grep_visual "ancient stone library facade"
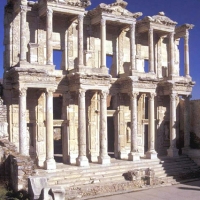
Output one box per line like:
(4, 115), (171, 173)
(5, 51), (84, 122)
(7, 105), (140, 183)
(1, 0), (197, 171)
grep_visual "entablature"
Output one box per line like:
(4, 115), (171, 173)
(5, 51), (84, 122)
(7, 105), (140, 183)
(175, 24), (194, 39)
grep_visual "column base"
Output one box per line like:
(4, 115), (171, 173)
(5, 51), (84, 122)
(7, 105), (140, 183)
(89, 154), (98, 163)
(76, 156), (89, 167)
(98, 155), (110, 165)
(44, 158), (56, 170)
(167, 148), (179, 157)
(146, 150), (158, 160)
(128, 152), (140, 161)
(182, 147), (190, 155)
(119, 151), (128, 160)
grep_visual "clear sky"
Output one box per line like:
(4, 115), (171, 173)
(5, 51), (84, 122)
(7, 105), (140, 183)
(0, 0), (199, 99)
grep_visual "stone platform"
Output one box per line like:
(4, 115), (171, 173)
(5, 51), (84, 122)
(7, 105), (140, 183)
(30, 155), (200, 199)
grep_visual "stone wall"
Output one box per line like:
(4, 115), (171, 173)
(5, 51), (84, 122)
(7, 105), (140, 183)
(0, 84), (8, 138)
(0, 139), (35, 192)
(190, 100), (200, 138)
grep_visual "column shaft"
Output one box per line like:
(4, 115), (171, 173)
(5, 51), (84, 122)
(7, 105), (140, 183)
(148, 28), (154, 73)
(146, 93), (157, 159)
(167, 94), (179, 157)
(76, 89), (89, 166)
(184, 31), (190, 77)
(128, 92), (140, 161)
(98, 91), (110, 164)
(20, 6), (27, 62)
(46, 8), (53, 65)
(78, 15), (84, 67)
(101, 18), (106, 68)
(45, 89), (56, 169)
(19, 88), (28, 156)
(183, 96), (190, 149)
(130, 23), (136, 73)
(169, 32), (175, 76)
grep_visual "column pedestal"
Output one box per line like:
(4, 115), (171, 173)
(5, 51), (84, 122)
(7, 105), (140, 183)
(44, 159), (56, 170)
(167, 148), (179, 157)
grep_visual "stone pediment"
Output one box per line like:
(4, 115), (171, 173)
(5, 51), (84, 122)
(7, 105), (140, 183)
(139, 12), (177, 26)
(88, 0), (142, 19)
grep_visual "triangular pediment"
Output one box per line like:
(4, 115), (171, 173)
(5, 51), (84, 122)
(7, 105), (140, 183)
(89, 0), (142, 19)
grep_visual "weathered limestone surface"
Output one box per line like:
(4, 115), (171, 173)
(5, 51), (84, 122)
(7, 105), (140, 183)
(1, 0), (197, 195)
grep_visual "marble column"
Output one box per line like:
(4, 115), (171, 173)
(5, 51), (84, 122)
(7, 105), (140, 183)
(148, 27), (154, 73)
(167, 93), (179, 157)
(20, 6), (27, 62)
(46, 8), (53, 65)
(19, 87), (28, 156)
(169, 32), (175, 76)
(130, 23), (136, 74)
(184, 30), (190, 77)
(182, 95), (191, 153)
(78, 14), (84, 67)
(128, 92), (140, 161)
(146, 93), (157, 159)
(44, 88), (56, 170)
(62, 92), (69, 164)
(76, 89), (89, 167)
(100, 18), (106, 68)
(98, 90), (110, 164)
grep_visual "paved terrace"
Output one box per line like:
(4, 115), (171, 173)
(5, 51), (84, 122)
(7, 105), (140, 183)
(93, 179), (200, 200)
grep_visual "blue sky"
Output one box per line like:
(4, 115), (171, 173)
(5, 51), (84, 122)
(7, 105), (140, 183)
(0, 0), (199, 99)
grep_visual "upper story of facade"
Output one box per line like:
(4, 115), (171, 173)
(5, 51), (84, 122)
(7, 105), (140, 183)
(3, 0), (194, 83)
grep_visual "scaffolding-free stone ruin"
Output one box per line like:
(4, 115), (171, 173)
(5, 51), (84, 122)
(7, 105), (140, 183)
(1, 0), (198, 195)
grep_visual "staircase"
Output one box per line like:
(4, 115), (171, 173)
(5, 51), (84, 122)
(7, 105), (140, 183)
(34, 155), (200, 199)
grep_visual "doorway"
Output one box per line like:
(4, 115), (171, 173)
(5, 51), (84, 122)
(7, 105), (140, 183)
(53, 127), (63, 163)
(107, 116), (115, 157)
(144, 124), (148, 153)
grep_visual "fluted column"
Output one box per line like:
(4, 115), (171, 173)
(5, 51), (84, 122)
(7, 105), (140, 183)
(76, 89), (89, 166)
(78, 14), (84, 67)
(46, 8), (53, 65)
(183, 95), (191, 152)
(146, 93), (157, 159)
(128, 92), (140, 161)
(98, 90), (110, 164)
(20, 6), (27, 62)
(101, 18), (106, 68)
(130, 23), (136, 74)
(44, 88), (56, 170)
(167, 93), (179, 157)
(19, 87), (28, 156)
(169, 32), (175, 76)
(148, 27), (154, 73)
(184, 30), (190, 77)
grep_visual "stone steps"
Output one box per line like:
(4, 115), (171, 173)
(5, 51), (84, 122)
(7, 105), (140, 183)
(33, 155), (200, 199)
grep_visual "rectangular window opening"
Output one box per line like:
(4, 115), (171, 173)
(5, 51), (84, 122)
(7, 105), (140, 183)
(144, 59), (149, 73)
(53, 50), (63, 70)
(106, 55), (113, 74)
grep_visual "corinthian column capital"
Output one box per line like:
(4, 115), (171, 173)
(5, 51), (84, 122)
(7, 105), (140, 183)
(100, 90), (108, 99)
(128, 92), (138, 99)
(19, 87), (27, 97)
(47, 7), (53, 15)
(148, 93), (156, 100)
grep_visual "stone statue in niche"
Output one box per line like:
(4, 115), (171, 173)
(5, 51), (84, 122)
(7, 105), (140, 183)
(126, 122), (131, 143)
